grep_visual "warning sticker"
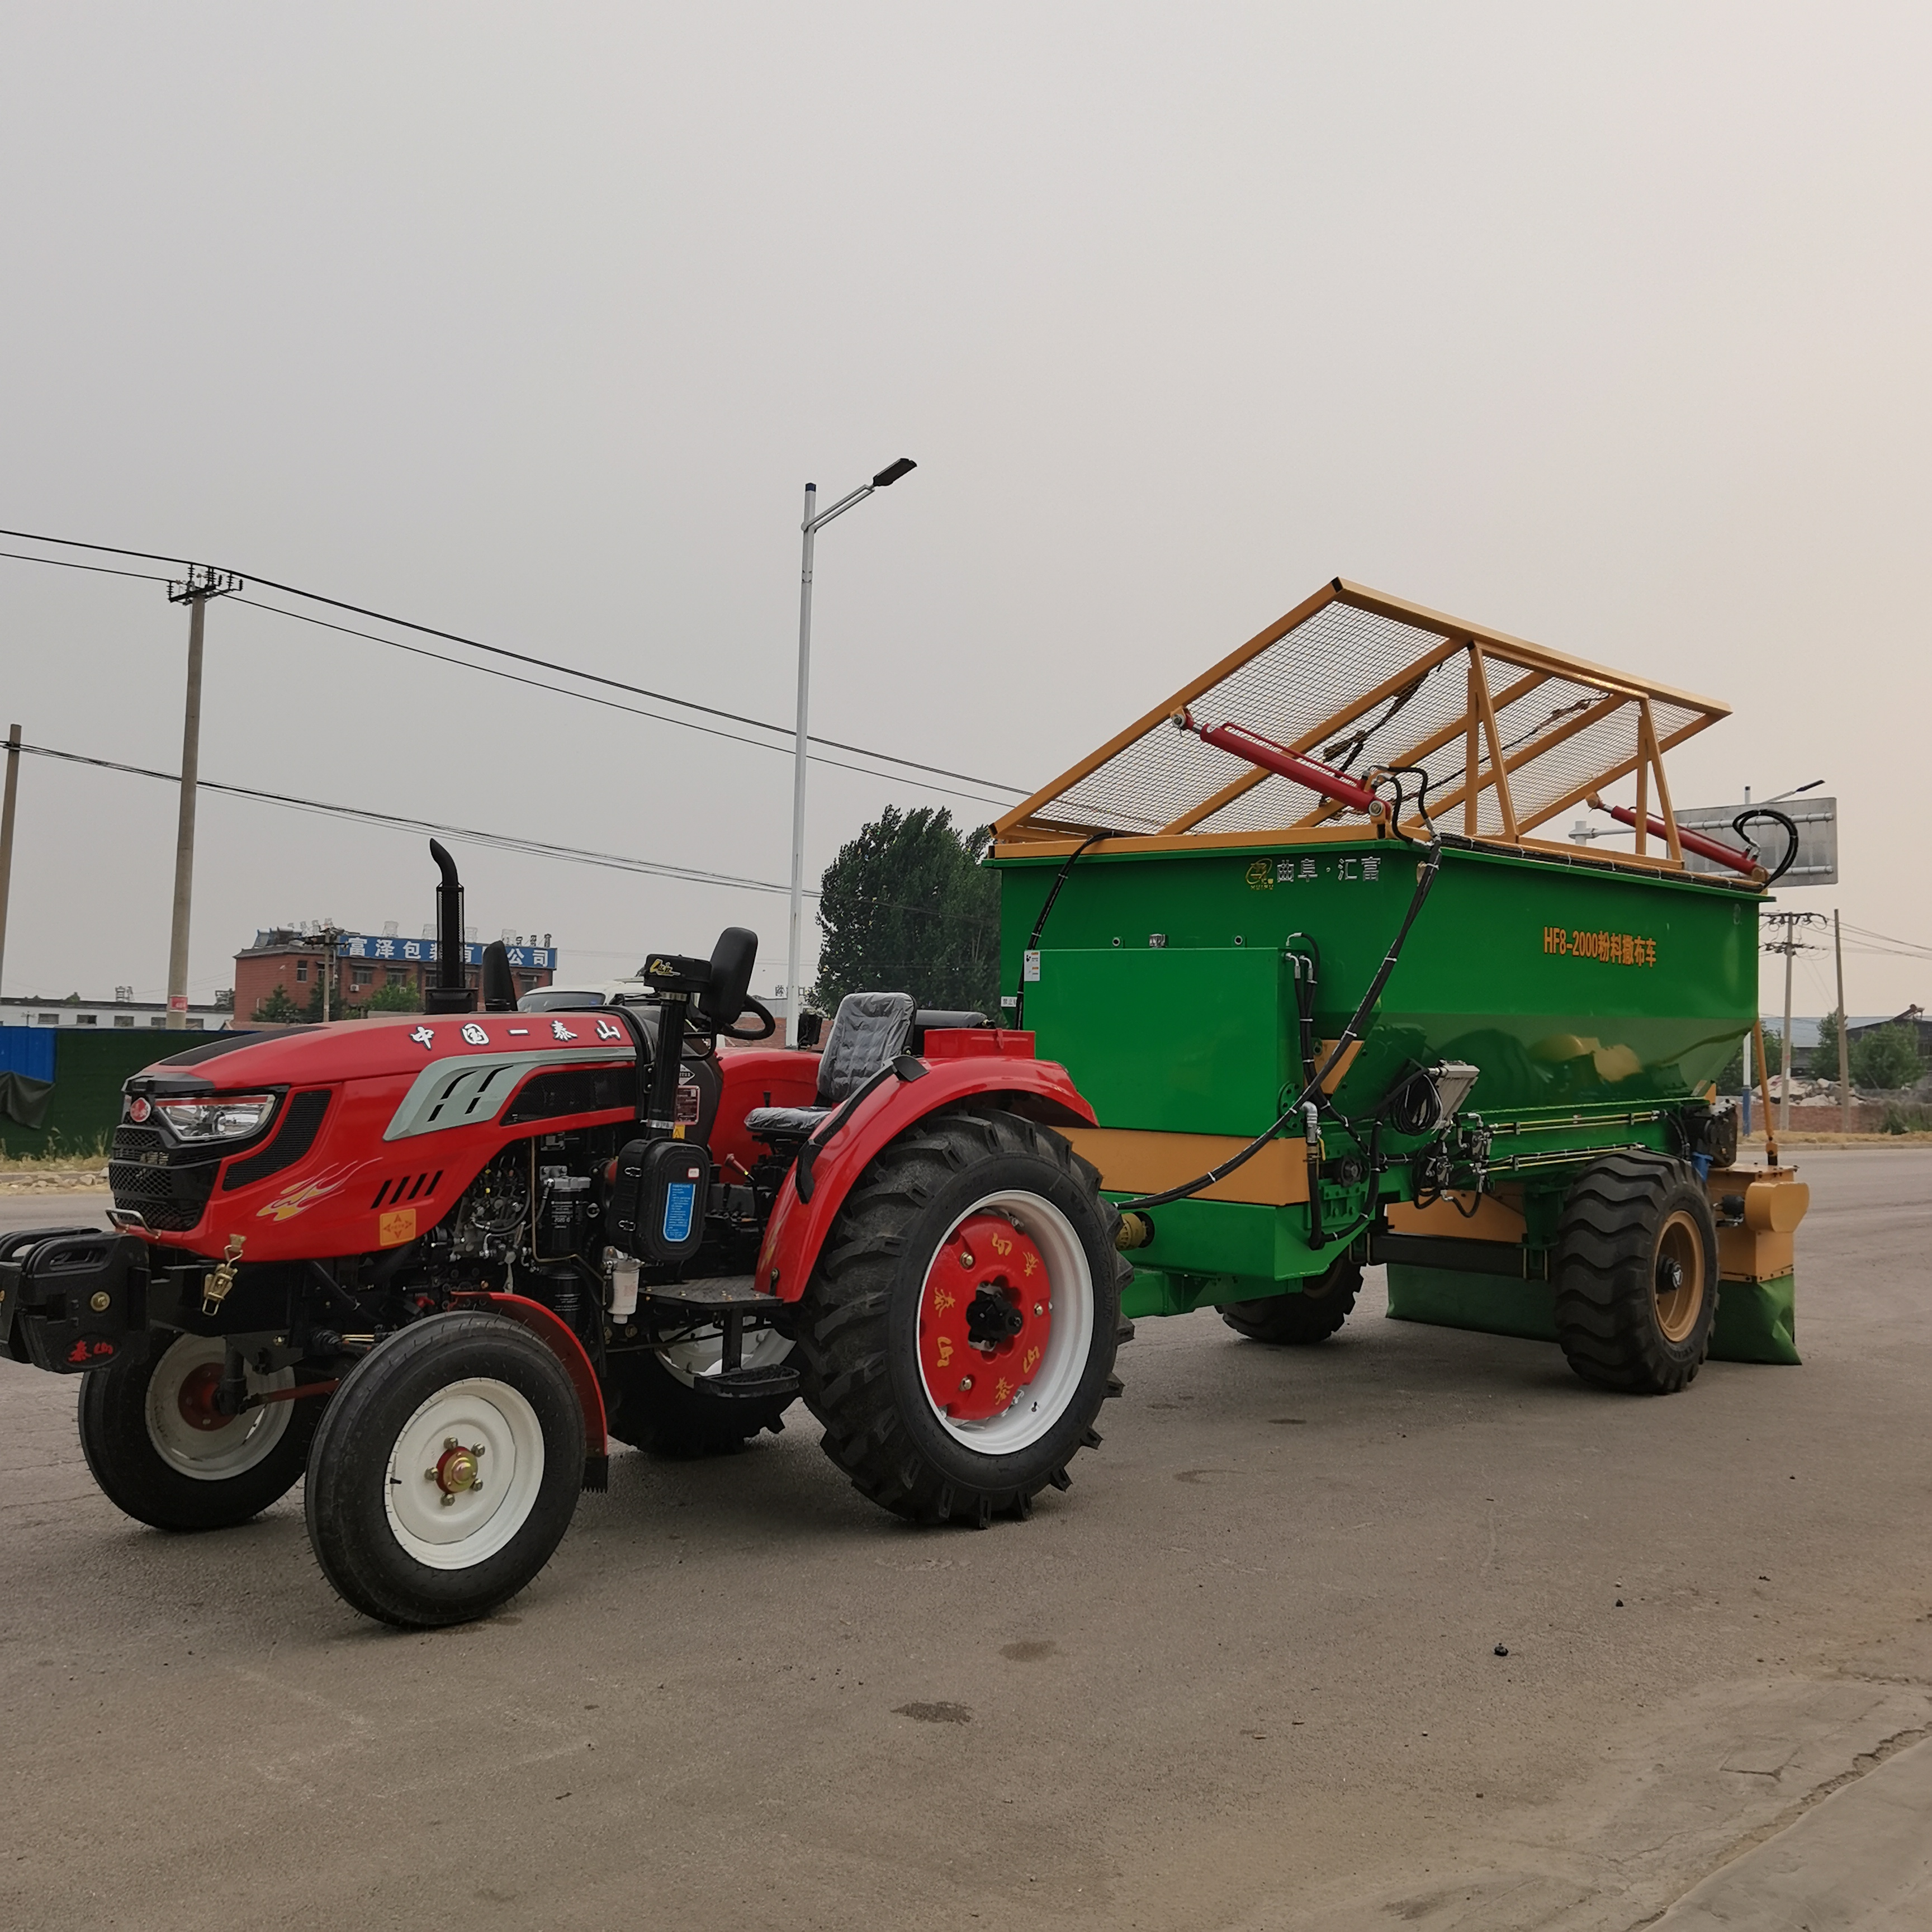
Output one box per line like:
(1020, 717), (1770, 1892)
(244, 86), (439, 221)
(378, 1207), (418, 1247)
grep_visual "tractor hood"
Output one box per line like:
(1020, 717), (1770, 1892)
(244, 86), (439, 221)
(129, 1012), (642, 1093)
(114, 1011), (647, 1262)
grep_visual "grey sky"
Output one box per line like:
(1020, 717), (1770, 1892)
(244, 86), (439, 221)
(2, 3), (1925, 1019)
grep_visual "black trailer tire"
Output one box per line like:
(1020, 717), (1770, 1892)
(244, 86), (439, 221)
(1218, 1256), (1362, 1345)
(795, 1107), (1132, 1527)
(604, 1342), (794, 1457)
(78, 1330), (320, 1532)
(1554, 1154), (1720, 1395)
(304, 1313), (585, 1628)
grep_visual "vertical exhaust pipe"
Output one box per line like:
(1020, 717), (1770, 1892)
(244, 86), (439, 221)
(424, 839), (477, 1015)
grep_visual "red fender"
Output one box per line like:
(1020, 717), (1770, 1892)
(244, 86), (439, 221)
(452, 1290), (608, 1464)
(753, 1034), (1095, 1304)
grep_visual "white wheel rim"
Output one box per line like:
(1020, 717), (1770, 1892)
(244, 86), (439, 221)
(144, 1333), (295, 1481)
(383, 1377), (546, 1571)
(655, 1324), (794, 1389)
(916, 1189), (1095, 1455)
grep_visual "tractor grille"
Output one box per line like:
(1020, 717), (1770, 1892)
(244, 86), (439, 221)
(108, 1125), (220, 1233)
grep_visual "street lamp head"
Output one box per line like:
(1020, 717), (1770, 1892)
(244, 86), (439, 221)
(871, 457), (917, 487)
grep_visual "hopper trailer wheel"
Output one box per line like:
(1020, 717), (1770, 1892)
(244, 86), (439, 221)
(604, 1332), (795, 1458)
(78, 1330), (319, 1532)
(1553, 1154), (1720, 1395)
(1218, 1256), (1362, 1346)
(304, 1313), (585, 1628)
(795, 1108), (1132, 1527)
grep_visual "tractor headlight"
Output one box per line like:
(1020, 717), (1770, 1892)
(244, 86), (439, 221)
(151, 1093), (278, 1143)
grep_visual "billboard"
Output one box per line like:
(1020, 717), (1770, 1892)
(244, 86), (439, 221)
(335, 935), (558, 970)
(1674, 799), (1837, 888)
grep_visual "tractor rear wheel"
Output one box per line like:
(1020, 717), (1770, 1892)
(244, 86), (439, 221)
(78, 1330), (319, 1532)
(795, 1108), (1131, 1527)
(305, 1313), (585, 1627)
(1554, 1154), (1719, 1394)
(604, 1333), (794, 1458)
(1219, 1255), (1362, 1345)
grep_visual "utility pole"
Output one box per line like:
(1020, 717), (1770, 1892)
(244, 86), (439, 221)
(1834, 907), (1852, 1133)
(0, 723), (21, 997)
(163, 566), (242, 1029)
(1761, 911), (1825, 1135)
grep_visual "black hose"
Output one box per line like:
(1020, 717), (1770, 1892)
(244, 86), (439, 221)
(1011, 830), (1106, 1030)
(1733, 807), (1801, 884)
(1115, 836), (1446, 1211)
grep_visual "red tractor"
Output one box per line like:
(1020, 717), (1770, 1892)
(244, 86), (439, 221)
(0, 844), (1130, 1626)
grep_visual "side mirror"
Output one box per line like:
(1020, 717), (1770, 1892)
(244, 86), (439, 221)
(480, 941), (518, 1012)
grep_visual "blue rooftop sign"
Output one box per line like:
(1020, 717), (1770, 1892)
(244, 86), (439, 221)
(337, 936), (558, 970)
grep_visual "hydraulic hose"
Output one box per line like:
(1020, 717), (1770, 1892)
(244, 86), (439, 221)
(1010, 830), (1106, 1031)
(1114, 835), (1445, 1211)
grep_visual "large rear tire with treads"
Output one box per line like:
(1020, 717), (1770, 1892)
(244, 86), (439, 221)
(795, 1108), (1131, 1527)
(1554, 1154), (1718, 1395)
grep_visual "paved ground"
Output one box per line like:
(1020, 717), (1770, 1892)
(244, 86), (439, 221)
(2, 1149), (1929, 1930)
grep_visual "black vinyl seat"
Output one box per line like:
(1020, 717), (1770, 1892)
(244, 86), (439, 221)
(744, 991), (917, 1140)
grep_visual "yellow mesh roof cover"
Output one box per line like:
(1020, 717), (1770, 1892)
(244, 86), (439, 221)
(992, 580), (1727, 854)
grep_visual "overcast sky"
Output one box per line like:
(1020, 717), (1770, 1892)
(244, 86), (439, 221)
(2, 3), (1926, 1021)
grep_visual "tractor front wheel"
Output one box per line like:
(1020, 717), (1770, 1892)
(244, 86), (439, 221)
(1219, 1255), (1362, 1345)
(1554, 1154), (1719, 1394)
(78, 1330), (319, 1532)
(304, 1313), (585, 1627)
(795, 1108), (1131, 1527)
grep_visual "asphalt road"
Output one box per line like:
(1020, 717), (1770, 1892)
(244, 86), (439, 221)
(3, 1149), (1929, 1931)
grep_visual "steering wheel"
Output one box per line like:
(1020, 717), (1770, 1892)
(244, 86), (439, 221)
(717, 995), (778, 1043)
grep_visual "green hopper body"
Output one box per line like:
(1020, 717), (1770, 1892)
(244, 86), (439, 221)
(992, 836), (1760, 1322)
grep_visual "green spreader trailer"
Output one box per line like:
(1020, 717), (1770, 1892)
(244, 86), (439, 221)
(991, 579), (1808, 1391)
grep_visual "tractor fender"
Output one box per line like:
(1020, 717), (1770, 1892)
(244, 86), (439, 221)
(451, 1290), (608, 1461)
(754, 1055), (1095, 1303)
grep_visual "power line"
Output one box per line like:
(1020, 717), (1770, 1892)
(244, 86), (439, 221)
(228, 594), (1016, 810)
(0, 547), (176, 585)
(17, 740), (815, 898)
(0, 528), (1028, 797)
(1839, 920), (1932, 960)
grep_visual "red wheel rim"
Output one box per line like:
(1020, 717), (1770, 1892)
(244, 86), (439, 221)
(918, 1211), (1054, 1423)
(176, 1362), (231, 1433)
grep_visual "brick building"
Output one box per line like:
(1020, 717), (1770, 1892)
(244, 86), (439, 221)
(234, 927), (557, 1021)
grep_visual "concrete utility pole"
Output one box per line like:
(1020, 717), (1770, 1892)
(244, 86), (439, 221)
(0, 723), (21, 997)
(163, 567), (241, 1028)
(1834, 908), (1852, 1133)
(1761, 910), (1825, 1135)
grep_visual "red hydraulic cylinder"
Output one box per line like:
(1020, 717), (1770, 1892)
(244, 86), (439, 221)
(1175, 707), (1385, 817)
(1598, 803), (1760, 876)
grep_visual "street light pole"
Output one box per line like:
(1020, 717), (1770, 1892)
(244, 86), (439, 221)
(784, 458), (917, 1046)
(787, 484), (818, 1049)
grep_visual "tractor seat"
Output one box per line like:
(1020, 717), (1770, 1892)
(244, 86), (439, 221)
(744, 990), (916, 1141)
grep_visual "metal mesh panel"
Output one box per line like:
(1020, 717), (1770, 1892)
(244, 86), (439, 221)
(1052, 604), (1453, 835)
(1007, 586), (1723, 849)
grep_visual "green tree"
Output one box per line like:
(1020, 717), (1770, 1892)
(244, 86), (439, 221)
(1812, 1009), (1842, 1077)
(1852, 1023), (1923, 1091)
(253, 985), (302, 1023)
(366, 979), (422, 1013)
(811, 806), (1000, 1016)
